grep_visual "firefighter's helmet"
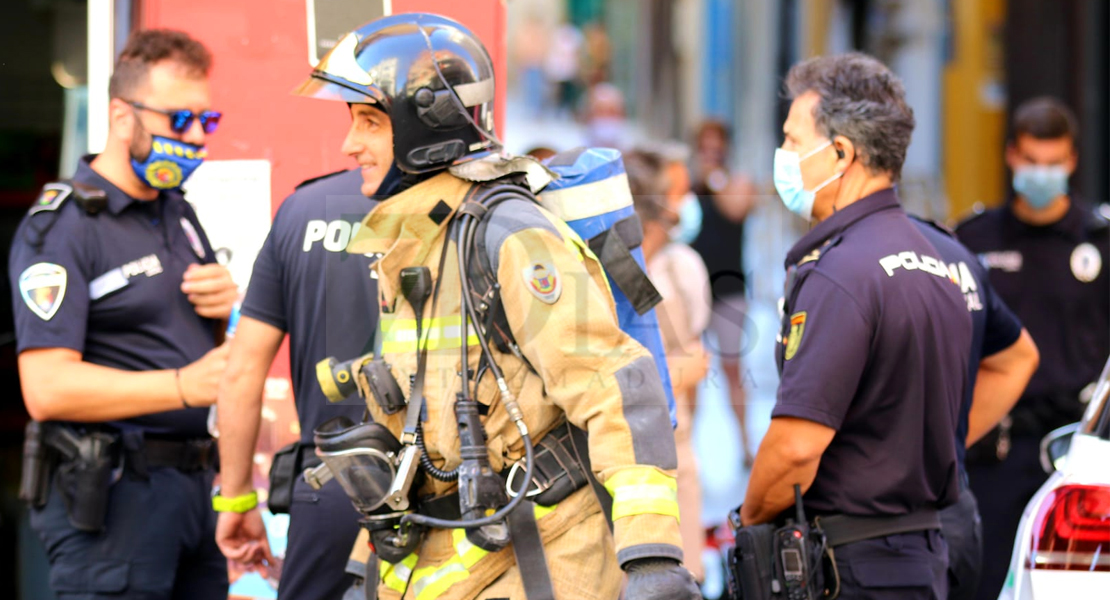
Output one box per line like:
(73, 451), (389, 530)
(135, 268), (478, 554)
(294, 13), (499, 174)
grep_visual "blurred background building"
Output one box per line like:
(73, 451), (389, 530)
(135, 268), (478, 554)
(0, 0), (1106, 598)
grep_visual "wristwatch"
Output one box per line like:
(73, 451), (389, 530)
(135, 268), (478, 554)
(211, 486), (259, 513)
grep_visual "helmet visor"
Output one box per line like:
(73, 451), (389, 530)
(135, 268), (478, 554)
(292, 74), (386, 105)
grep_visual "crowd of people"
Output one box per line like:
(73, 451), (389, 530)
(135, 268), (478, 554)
(8, 11), (1108, 600)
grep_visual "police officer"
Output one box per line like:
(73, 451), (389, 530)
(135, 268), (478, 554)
(740, 53), (971, 600)
(9, 30), (235, 598)
(213, 94), (403, 597)
(911, 217), (1039, 600)
(292, 14), (699, 600)
(955, 97), (1110, 600)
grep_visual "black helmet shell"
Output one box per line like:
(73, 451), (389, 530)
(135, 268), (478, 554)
(293, 13), (498, 174)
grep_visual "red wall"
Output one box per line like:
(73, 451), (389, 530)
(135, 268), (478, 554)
(140, 0), (505, 382)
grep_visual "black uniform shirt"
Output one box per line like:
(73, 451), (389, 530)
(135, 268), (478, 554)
(774, 188), (972, 517)
(912, 217), (1023, 470)
(243, 168), (397, 443)
(956, 202), (1110, 433)
(9, 155), (218, 436)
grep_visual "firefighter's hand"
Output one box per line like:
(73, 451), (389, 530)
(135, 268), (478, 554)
(624, 558), (702, 600)
(182, 263), (238, 319)
(216, 508), (275, 570)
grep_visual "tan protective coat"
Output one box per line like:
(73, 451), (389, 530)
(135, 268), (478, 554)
(347, 172), (682, 600)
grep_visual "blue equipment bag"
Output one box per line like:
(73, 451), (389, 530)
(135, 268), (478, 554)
(538, 148), (677, 426)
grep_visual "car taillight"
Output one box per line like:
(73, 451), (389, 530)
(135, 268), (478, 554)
(1029, 484), (1110, 571)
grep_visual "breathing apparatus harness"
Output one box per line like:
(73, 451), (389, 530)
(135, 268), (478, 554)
(312, 178), (592, 585)
(394, 180), (541, 547)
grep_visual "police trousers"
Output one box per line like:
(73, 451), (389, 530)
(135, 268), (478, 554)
(279, 477), (363, 600)
(831, 530), (948, 600)
(938, 480), (983, 600)
(31, 466), (227, 599)
(967, 434), (1046, 600)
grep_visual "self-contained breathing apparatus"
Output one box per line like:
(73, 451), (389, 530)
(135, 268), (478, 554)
(309, 147), (673, 572)
(309, 181), (603, 599)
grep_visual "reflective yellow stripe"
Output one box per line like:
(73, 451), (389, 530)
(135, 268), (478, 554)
(451, 529), (490, 568)
(379, 315), (480, 354)
(380, 552), (418, 594)
(408, 506), (559, 599)
(534, 502), (557, 520)
(604, 468), (680, 521)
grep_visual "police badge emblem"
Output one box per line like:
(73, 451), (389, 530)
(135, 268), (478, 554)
(1070, 242), (1101, 283)
(523, 262), (562, 304)
(784, 312), (807, 361)
(19, 263), (67, 321)
(146, 160), (183, 189)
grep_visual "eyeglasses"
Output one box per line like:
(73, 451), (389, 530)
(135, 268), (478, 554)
(127, 101), (222, 135)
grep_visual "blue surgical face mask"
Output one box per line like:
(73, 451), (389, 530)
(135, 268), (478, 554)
(773, 140), (842, 221)
(131, 135), (207, 190)
(669, 192), (703, 244)
(1013, 165), (1068, 210)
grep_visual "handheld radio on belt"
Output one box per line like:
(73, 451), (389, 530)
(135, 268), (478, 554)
(726, 485), (830, 600)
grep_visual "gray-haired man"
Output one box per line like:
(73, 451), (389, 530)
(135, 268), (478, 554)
(739, 53), (972, 600)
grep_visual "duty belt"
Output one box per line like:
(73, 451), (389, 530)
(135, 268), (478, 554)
(296, 443), (322, 470)
(815, 508), (941, 548)
(139, 438), (218, 472)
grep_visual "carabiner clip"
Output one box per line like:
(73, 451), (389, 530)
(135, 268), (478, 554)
(504, 460), (542, 499)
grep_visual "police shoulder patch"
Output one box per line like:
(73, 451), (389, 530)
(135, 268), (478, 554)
(784, 311), (807, 361)
(19, 263), (67, 321)
(522, 262), (562, 304)
(29, 183), (73, 216)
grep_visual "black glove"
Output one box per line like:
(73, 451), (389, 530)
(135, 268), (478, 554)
(624, 558), (702, 600)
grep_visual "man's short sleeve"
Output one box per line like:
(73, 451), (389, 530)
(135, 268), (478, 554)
(241, 216), (287, 331)
(773, 270), (872, 430)
(980, 271), (1023, 358)
(9, 215), (91, 354)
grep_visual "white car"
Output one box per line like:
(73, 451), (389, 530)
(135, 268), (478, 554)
(999, 358), (1110, 599)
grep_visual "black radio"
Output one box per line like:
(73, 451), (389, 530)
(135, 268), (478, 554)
(726, 485), (830, 600)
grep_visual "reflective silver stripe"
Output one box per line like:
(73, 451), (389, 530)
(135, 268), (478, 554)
(411, 561), (468, 599)
(454, 78), (494, 107)
(538, 173), (633, 222)
(88, 268), (128, 300)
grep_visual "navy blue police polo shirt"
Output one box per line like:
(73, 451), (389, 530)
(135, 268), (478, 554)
(956, 201), (1110, 432)
(911, 217), (1024, 470)
(242, 167), (399, 443)
(775, 188), (972, 517)
(9, 156), (219, 436)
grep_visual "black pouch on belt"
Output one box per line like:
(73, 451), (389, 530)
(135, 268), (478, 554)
(268, 442), (303, 515)
(19, 421), (55, 509)
(726, 517), (777, 600)
(49, 427), (118, 533)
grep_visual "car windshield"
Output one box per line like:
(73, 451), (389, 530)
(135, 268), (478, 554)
(1079, 355), (1110, 440)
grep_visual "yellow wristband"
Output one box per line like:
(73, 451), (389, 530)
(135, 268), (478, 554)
(212, 491), (258, 513)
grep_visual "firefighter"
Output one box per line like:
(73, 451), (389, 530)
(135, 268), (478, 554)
(293, 13), (699, 600)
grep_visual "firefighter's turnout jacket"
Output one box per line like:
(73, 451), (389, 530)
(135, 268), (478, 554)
(347, 171), (683, 600)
